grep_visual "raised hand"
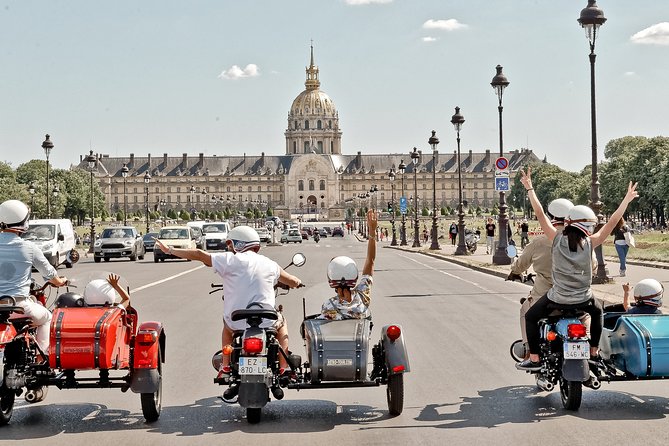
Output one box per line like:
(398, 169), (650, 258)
(625, 181), (639, 203)
(367, 209), (378, 233)
(519, 167), (533, 190)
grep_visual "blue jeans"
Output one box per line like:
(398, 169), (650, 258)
(615, 243), (629, 271)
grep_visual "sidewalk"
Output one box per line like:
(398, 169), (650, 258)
(381, 238), (669, 307)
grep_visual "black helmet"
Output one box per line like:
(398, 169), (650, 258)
(55, 292), (86, 308)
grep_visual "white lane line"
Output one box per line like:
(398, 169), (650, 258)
(131, 265), (206, 294)
(398, 253), (519, 304)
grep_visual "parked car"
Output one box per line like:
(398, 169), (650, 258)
(300, 229), (309, 240)
(318, 228), (328, 237)
(201, 222), (231, 251)
(94, 226), (145, 263)
(302, 225), (314, 236)
(142, 232), (159, 251)
(332, 227), (344, 237)
(154, 226), (197, 262)
(323, 226), (332, 235)
(256, 227), (271, 243)
(23, 218), (77, 268)
(281, 229), (303, 244)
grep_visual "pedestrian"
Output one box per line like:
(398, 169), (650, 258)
(422, 225), (428, 243)
(520, 219), (530, 249)
(384, 228), (388, 240)
(612, 217), (633, 277)
(485, 217), (495, 254)
(449, 222), (457, 246)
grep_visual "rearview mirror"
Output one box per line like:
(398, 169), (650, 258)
(291, 253), (306, 267)
(506, 245), (517, 258)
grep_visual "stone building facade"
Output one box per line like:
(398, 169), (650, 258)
(77, 47), (540, 221)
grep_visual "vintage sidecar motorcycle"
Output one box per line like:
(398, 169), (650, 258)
(0, 273), (165, 425)
(213, 253), (410, 424)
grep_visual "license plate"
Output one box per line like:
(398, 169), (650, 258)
(102, 249), (116, 253)
(563, 342), (590, 359)
(238, 357), (267, 375)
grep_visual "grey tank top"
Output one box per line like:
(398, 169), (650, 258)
(547, 232), (593, 305)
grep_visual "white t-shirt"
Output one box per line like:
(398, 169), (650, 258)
(211, 251), (281, 331)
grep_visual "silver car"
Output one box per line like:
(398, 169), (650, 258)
(280, 229), (302, 244)
(94, 226), (145, 262)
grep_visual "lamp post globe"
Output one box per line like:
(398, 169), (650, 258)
(398, 159), (407, 245)
(578, 0), (610, 283)
(121, 163), (129, 225)
(388, 167), (397, 246)
(451, 107), (468, 256)
(428, 130), (441, 250)
(143, 171), (151, 234)
(86, 150), (97, 253)
(410, 147), (421, 248)
(42, 134), (53, 218)
(490, 64), (512, 265)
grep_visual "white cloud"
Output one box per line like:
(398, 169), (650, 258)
(630, 22), (669, 45)
(422, 37), (437, 42)
(218, 64), (260, 80)
(345, 0), (391, 5)
(422, 19), (468, 31)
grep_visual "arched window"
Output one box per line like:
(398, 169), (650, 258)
(329, 120), (332, 129)
(317, 120), (322, 129)
(309, 180), (315, 191)
(298, 180), (304, 191)
(294, 120), (298, 130)
(293, 142), (297, 154)
(330, 141), (334, 153)
(226, 186), (230, 192)
(317, 141), (323, 152)
(319, 180), (325, 190)
(304, 142), (309, 153)
(304, 120), (309, 130)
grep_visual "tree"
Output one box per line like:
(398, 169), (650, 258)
(179, 210), (191, 221)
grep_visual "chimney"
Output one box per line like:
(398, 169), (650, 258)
(79, 155), (83, 162)
(147, 153), (151, 169)
(356, 151), (362, 170)
(418, 150), (422, 165)
(163, 153), (168, 166)
(182, 153), (188, 170)
(129, 153), (135, 167)
(261, 152), (265, 167)
(199, 152), (204, 165)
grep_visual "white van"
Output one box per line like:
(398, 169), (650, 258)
(23, 219), (77, 269)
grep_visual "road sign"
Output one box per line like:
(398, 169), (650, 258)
(495, 176), (510, 192)
(495, 156), (509, 171)
(495, 170), (510, 177)
(399, 196), (407, 215)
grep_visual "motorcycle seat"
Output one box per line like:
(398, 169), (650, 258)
(231, 307), (278, 322)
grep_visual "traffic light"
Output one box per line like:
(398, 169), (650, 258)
(387, 202), (392, 213)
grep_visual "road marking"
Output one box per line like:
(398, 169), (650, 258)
(398, 253), (519, 304)
(131, 265), (206, 294)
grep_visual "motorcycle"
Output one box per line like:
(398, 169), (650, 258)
(464, 229), (480, 254)
(0, 273), (164, 426)
(213, 253), (410, 424)
(313, 232), (320, 243)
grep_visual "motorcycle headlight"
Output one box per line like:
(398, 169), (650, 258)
(94, 240), (102, 247)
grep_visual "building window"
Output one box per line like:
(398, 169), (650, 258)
(226, 186), (230, 192)
(247, 186), (252, 192)
(329, 120), (332, 129)
(304, 120), (309, 130)
(294, 120), (298, 130)
(238, 186), (242, 192)
(298, 180), (304, 191)
(331, 141), (334, 153)
(317, 120), (322, 129)
(257, 186), (261, 191)
(319, 180), (325, 190)
(304, 142), (309, 153)
(317, 141), (323, 152)
(309, 180), (315, 191)
(293, 142), (297, 154)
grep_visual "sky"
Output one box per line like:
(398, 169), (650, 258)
(1, 0), (668, 172)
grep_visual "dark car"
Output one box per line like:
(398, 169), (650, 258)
(332, 227), (344, 237)
(300, 230), (309, 240)
(142, 232), (159, 251)
(323, 226), (332, 235)
(318, 228), (328, 237)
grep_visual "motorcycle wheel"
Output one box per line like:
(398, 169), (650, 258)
(386, 373), (404, 416)
(0, 384), (15, 426)
(140, 346), (162, 422)
(247, 407), (261, 424)
(559, 378), (582, 411)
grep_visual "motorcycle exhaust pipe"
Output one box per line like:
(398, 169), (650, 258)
(535, 377), (554, 392)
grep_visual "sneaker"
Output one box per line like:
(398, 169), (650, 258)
(278, 368), (297, 385)
(620, 270), (626, 277)
(515, 358), (542, 371)
(216, 365), (231, 380)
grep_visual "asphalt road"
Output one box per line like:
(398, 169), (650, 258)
(3, 234), (669, 445)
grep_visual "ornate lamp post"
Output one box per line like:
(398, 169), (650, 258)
(121, 163), (129, 225)
(28, 182), (35, 218)
(491, 64), (512, 265)
(42, 134), (53, 218)
(578, 0), (610, 283)
(159, 199), (167, 226)
(86, 150), (97, 253)
(398, 159), (407, 246)
(451, 107), (468, 255)
(410, 147), (421, 248)
(143, 171), (151, 234)
(388, 167), (398, 246)
(189, 185), (196, 219)
(429, 130), (441, 250)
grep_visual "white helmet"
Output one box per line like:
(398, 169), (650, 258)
(327, 256), (358, 288)
(566, 205), (598, 236)
(84, 279), (118, 306)
(227, 226), (260, 253)
(634, 279), (663, 307)
(0, 200), (30, 232)
(547, 198), (574, 223)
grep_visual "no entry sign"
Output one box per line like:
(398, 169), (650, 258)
(495, 156), (509, 171)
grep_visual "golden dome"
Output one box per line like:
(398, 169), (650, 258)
(289, 44), (337, 118)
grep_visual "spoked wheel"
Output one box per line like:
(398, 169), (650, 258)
(140, 347), (162, 422)
(559, 378), (582, 411)
(247, 407), (261, 424)
(0, 384), (15, 426)
(387, 373), (404, 416)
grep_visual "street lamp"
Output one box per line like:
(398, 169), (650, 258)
(429, 130), (440, 250)
(143, 171), (151, 234)
(42, 134), (53, 218)
(28, 182), (35, 218)
(578, 0), (610, 283)
(121, 163), (129, 225)
(491, 64), (512, 265)
(86, 150), (97, 253)
(410, 147), (420, 248)
(389, 167), (397, 246)
(189, 185), (196, 220)
(451, 107), (468, 255)
(398, 159), (408, 246)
